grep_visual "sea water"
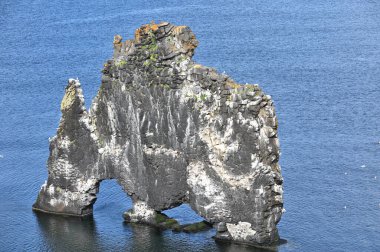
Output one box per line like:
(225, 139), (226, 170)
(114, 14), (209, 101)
(0, 0), (379, 251)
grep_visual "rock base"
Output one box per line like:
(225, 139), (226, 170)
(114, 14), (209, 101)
(123, 209), (212, 233)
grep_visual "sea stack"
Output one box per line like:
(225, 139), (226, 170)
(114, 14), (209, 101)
(33, 22), (284, 247)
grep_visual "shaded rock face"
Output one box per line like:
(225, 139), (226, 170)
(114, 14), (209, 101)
(33, 22), (284, 246)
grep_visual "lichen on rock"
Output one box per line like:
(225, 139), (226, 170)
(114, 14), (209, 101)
(33, 21), (284, 247)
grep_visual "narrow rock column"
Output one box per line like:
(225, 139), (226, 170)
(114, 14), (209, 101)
(33, 79), (100, 216)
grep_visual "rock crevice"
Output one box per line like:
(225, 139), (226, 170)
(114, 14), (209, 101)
(33, 22), (284, 247)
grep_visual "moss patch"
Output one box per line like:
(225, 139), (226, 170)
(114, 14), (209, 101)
(115, 60), (127, 67)
(154, 212), (180, 229)
(162, 218), (179, 228)
(182, 221), (212, 233)
(164, 218), (178, 226)
(155, 213), (167, 223)
(60, 85), (76, 112)
(159, 83), (171, 90)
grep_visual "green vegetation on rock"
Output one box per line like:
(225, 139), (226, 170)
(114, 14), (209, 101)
(155, 213), (167, 223)
(159, 83), (171, 90)
(164, 219), (178, 226)
(115, 60), (127, 67)
(182, 221), (211, 233)
(142, 28), (160, 67)
(154, 212), (179, 229)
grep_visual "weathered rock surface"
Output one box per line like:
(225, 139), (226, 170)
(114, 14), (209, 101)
(33, 22), (284, 247)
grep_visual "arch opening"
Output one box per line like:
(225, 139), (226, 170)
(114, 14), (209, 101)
(162, 203), (213, 233)
(93, 179), (132, 219)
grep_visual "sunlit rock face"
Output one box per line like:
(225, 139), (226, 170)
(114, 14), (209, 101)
(33, 22), (284, 246)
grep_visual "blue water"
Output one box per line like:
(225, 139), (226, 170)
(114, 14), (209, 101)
(1, 0), (379, 251)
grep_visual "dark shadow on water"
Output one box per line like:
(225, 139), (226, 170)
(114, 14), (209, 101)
(123, 221), (218, 252)
(122, 218), (285, 252)
(35, 209), (286, 252)
(215, 238), (287, 252)
(124, 222), (167, 251)
(34, 211), (99, 252)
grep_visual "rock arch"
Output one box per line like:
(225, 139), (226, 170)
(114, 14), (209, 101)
(33, 22), (283, 247)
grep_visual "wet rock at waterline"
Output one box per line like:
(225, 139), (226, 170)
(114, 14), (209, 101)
(123, 211), (213, 233)
(33, 22), (284, 247)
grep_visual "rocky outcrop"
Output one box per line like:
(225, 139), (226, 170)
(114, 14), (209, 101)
(33, 22), (284, 247)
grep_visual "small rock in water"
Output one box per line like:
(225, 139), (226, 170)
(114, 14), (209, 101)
(344, 206), (347, 209)
(344, 172), (347, 175)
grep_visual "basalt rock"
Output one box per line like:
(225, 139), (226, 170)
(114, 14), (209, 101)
(33, 22), (284, 247)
